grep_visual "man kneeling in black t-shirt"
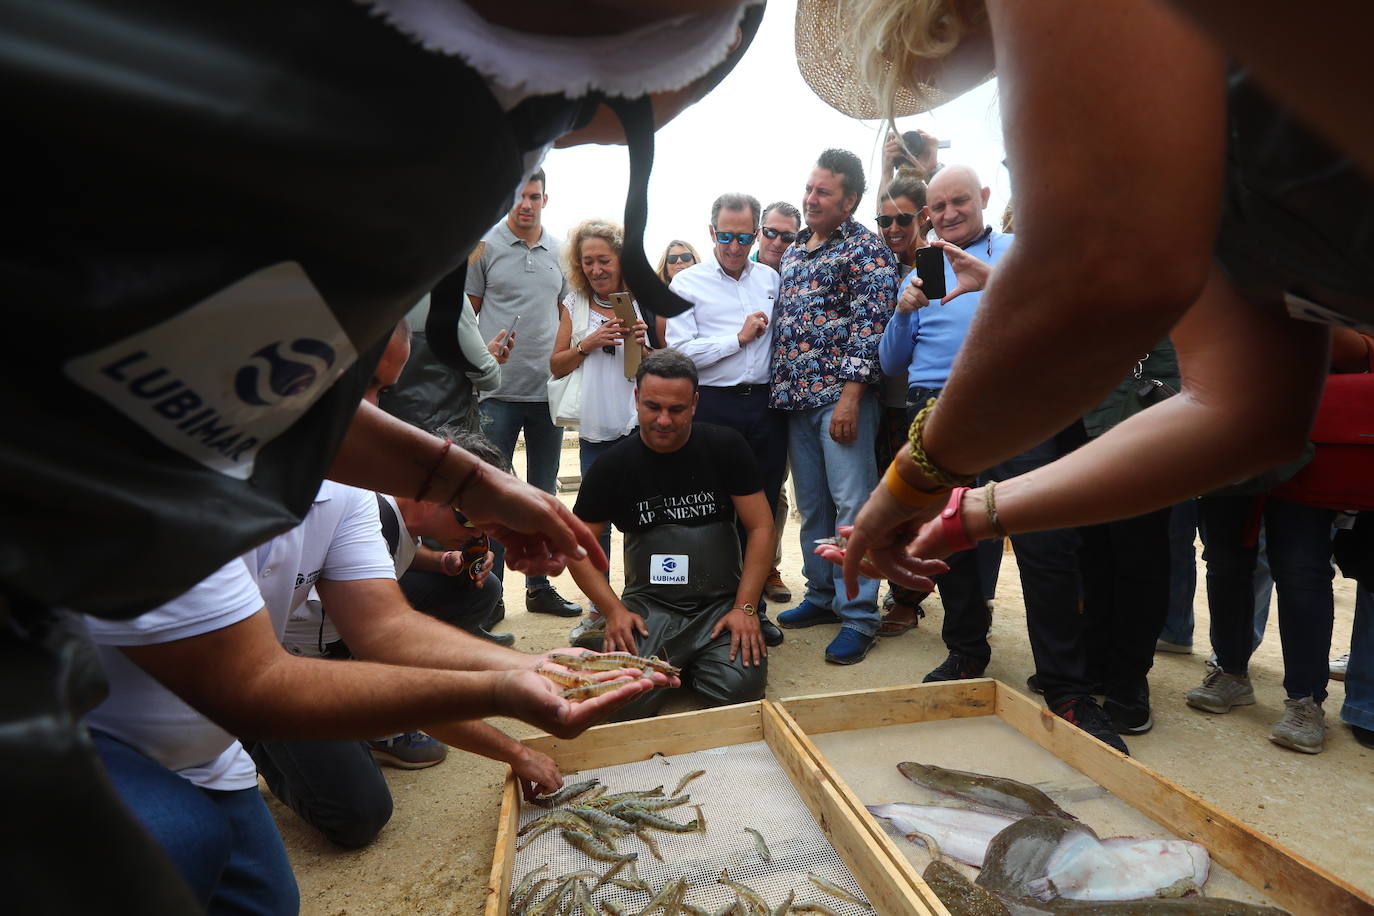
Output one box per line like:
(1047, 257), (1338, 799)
(569, 349), (774, 718)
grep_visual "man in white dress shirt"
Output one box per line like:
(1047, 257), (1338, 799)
(666, 193), (786, 646)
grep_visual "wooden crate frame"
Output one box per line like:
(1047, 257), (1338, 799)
(776, 679), (1374, 916)
(484, 700), (947, 915)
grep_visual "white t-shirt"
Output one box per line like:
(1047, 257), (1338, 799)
(667, 257), (780, 387)
(84, 481), (397, 790)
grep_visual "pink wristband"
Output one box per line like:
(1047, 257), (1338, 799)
(939, 486), (977, 553)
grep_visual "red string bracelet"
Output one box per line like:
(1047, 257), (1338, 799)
(445, 462), (482, 509)
(415, 438), (453, 501)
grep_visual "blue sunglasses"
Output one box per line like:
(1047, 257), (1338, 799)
(714, 230), (757, 246)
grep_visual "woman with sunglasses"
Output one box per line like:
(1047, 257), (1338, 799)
(647, 240), (701, 348)
(551, 218), (652, 569)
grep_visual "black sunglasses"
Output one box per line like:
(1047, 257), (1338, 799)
(875, 213), (918, 228)
(760, 227), (797, 243)
(665, 252), (695, 265)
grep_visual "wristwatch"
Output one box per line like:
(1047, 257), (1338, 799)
(733, 603), (756, 616)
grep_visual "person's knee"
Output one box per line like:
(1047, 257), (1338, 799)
(321, 790), (393, 849)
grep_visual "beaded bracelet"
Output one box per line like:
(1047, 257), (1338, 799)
(907, 399), (976, 490)
(415, 438), (453, 501)
(984, 479), (1009, 538)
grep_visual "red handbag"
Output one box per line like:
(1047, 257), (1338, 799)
(1272, 341), (1374, 510)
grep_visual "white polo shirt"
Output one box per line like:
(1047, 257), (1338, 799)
(84, 481), (396, 790)
(666, 255), (779, 387)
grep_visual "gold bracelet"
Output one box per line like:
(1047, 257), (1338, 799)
(984, 479), (1009, 538)
(907, 399), (976, 489)
(883, 460), (948, 508)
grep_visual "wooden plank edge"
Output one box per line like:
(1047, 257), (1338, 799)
(778, 679), (997, 734)
(993, 683), (1374, 915)
(761, 700), (950, 916)
(521, 701), (764, 769)
(485, 772), (521, 916)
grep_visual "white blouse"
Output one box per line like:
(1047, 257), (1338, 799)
(567, 297), (643, 443)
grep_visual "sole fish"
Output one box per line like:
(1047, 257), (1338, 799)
(898, 762), (1075, 820)
(922, 860), (1011, 916)
(976, 817), (1210, 903)
(997, 897), (1290, 915)
(866, 803), (1018, 867)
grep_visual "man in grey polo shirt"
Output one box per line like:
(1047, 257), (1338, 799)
(466, 169), (581, 617)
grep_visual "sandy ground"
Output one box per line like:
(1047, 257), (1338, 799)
(276, 444), (1373, 914)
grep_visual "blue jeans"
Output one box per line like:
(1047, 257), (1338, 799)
(1342, 588), (1374, 731)
(479, 399), (566, 591)
(93, 731), (298, 916)
(1165, 502), (1273, 649)
(787, 396), (881, 635)
(580, 433), (636, 569)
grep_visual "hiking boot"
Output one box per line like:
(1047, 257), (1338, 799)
(764, 568), (791, 604)
(1185, 668), (1255, 714)
(923, 652), (987, 683)
(825, 628), (875, 665)
(1053, 696), (1130, 755)
(777, 598), (840, 629)
(1270, 697), (1326, 754)
(1105, 680), (1153, 735)
(526, 586), (582, 617)
(1330, 653), (1349, 681)
(368, 732), (447, 769)
(758, 609), (784, 647)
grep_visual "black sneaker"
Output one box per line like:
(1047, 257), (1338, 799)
(526, 586), (582, 617)
(1352, 725), (1374, 749)
(1054, 696), (1130, 755)
(758, 610), (784, 647)
(1104, 681), (1153, 735)
(922, 652), (987, 683)
(1026, 674), (1044, 695)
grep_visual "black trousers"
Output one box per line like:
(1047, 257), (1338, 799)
(1078, 506), (1173, 696)
(695, 385), (788, 517)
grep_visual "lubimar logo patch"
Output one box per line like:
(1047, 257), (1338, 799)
(64, 262), (358, 479)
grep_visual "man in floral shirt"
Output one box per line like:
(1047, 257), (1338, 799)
(771, 148), (898, 665)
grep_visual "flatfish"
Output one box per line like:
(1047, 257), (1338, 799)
(898, 762), (1076, 820)
(866, 803), (1017, 867)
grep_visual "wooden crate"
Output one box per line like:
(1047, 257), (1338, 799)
(776, 679), (1374, 916)
(484, 700), (946, 915)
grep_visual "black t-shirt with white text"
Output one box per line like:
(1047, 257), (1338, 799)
(574, 423), (762, 533)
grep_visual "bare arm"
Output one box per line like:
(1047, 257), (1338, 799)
(425, 719), (562, 797)
(920, 0), (1226, 479)
(120, 609), (651, 741)
(549, 302), (585, 379)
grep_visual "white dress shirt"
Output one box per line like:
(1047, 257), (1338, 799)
(666, 255), (780, 386)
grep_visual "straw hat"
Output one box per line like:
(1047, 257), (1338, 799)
(794, 0), (989, 119)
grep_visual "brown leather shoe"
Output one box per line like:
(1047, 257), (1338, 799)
(763, 567), (791, 603)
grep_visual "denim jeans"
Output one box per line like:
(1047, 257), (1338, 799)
(1166, 502), (1274, 649)
(1198, 494), (1335, 701)
(580, 433), (636, 569)
(245, 737), (393, 850)
(1342, 588), (1374, 731)
(93, 731), (298, 916)
(479, 399), (566, 591)
(787, 395), (881, 635)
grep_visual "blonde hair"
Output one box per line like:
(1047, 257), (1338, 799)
(654, 239), (702, 284)
(564, 218), (625, 303)
(841, 0), (983, 119)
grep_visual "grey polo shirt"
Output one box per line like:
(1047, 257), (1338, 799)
(465, 220), (570, 402)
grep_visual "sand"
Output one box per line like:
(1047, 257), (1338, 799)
(274, 447), (1373, 914)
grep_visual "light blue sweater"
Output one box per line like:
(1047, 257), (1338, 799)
(879, 229), (1016, 390)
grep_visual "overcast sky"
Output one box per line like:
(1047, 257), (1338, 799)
(539, 0), (1008, 261)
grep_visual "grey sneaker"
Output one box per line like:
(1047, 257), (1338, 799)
(1185, 668), (1255, 714)
(368, 732), (447, 769)
(568, 612), (605, 645)
(1330, 653), (1349, 681)
(1270, 697), (1326, 754)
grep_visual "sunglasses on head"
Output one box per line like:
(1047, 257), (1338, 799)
(875, 213), (918, 229)
(714, 230), (757, 246)
(761, 227), (797, 243)
(665, 252), (695, 265)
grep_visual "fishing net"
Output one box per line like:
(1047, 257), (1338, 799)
(509, 740), (875, 914)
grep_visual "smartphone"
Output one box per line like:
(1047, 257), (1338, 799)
(914, 246), (947, 301)
(507, 314), (521, 337)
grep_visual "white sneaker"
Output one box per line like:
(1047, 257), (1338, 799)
(1330, 653), (1349, 681)
(1270, 697), (1326, 754)
(568, 611), (605, 644)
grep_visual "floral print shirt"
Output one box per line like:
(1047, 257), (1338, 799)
(769, 217), (898, 409)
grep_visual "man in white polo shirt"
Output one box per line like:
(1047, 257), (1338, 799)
(666, 192), (786, 647)
(84, 482), (667, 913)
